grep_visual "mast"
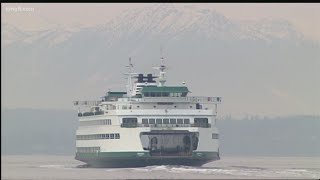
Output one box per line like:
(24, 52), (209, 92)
(154, 47), (167, 87)
(125, 57), (134, 97)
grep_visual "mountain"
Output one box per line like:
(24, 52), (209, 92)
(2, 4), (320, 116)
(2, 108), (320, 156)
(2, 4), (309, 46)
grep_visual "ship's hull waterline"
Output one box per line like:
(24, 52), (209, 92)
(76, 151), (220, 168)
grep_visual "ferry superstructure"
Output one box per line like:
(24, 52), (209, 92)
(73, 58), (222, 167)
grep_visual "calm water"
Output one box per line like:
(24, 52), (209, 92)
(2, 155), (320, 179)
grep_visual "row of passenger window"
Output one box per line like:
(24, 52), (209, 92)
(76, 147), (100, 153)
(77, 133), (120, 140)
(79, 119), (112, 126)
(142, 118), (190, 125)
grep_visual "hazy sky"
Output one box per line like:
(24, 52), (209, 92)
(2, 3), (320, 41)
(2, 3), (320, 117)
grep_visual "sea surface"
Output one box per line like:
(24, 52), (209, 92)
(2, 155), (320, 179)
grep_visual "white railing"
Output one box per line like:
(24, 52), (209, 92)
(74, 96), (222, 107)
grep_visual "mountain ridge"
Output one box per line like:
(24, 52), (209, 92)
(2, 4), (315, 47)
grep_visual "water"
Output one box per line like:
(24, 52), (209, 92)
(2, 155), (320, 179)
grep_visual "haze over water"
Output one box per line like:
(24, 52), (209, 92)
(2, 155), (320, 179)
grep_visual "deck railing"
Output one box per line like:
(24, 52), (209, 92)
(118, 96), (222, 103)
(74, 96), (221, 107)
(120, 123), (211, 128)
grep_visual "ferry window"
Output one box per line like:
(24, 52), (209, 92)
(190, 106), (193, 108)
(163, 92), (169, 97)
(151, 92), (155, 97)
(177, 119), (183, 124)
(110, 134), (115, 139)
(115, 133), (120, 139)
(122, 105), (127, 109)
(123, 118), (137, 123)
(174, 105), (177, 108)
(137, 106), (140, 108)
(212, 133), (219, 139)
(149, 119), (155, 124)
(156, 119), (162, 124)
(153, 105), (156, 108)
(106, 134), (109, 139)
(184, 119), (190, 124)
(102, 134), (106, 139)
(163, 118), (169, 124)
(194, 118), (208, 124)
(170, 119), (176, 124)
(142, 119), (148, 124)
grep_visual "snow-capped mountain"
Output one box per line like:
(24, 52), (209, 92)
(3, 4), (309, 47)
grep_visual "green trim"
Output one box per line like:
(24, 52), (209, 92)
(107, 91), (127, 97)
(141, 86), (189, 93)
(76, 151), (217, 159)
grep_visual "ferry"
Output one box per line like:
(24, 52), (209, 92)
(73, 57), (222, 167)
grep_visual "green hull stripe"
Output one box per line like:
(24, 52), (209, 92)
(76, 151), (217, 159)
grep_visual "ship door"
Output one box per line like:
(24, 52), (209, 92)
(150, 137), (158, 151)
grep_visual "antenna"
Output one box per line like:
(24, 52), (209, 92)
(153, 46), (167, 87)
(125, 57), (134, 97)
(126, 57), (133, 73)
(160, 46), (164, 66)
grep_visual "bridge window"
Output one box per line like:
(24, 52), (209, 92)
(163, 118), (169, 124)
(194, 118), (208, 124)
(123, 118), (137, 123)
(184, 119), (190, 124)
(149, 119), (155, 124)
(142, 119), (148, 124)
(115, 133), (120, 139)
(122, 118), (138, 128)
(194, 118), (209, 127)
(177, 119), (183, 124)
(170, 118), (176, 124)
(156, 119), (162, 124)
